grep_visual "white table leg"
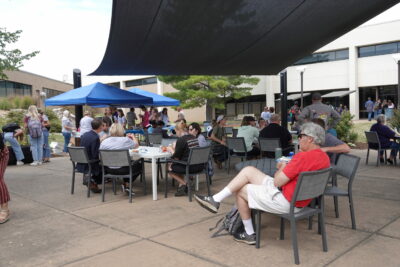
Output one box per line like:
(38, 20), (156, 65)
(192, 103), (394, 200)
(151, 157), (158, 200)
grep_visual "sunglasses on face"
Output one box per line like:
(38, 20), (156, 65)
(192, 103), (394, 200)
(298, 133), (310, 139)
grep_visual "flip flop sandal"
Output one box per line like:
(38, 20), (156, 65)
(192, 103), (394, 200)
(0, 210), (10, 224)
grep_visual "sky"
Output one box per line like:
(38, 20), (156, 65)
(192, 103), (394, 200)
(1, 0), (400, 85)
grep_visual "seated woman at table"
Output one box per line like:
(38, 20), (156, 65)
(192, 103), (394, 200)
(237, 116), (260, 159)
(370, 114), (400, 165)
(167, 121), (202, 197)
(100, 123), (142, 194)
(189, 122), (214, 179)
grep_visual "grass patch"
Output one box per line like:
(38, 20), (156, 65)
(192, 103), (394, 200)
(352, 121), (374, 143)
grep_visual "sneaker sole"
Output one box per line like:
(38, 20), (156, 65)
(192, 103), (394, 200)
(194, 195), (218, 214)
(233, 236), (256, 245)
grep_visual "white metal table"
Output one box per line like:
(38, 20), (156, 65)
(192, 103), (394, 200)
(130, 146), (172, 200)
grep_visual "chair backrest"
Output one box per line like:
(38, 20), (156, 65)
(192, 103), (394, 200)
(292, 168), (332, 204)
(99, 149), (131, 167)
(68, 147), (90, 164)
(187, 146), (212, 165)
(365, 131), (380, 146)
(334, 154), (360, 181)
(147, 133), (163, 146)
(258, 138), (281, 152)
(235, 158), (277, 176)
(224, 127), (233, 135)
(232, 128), (238, 138)
(226, 137), (247, 153)
(161, 138), (176, 147)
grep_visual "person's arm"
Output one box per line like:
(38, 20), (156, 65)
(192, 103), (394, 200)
(320, 143), (350, 154)
(126, 134), (139, 148)
(330, 109), (341, 128)
(297, 107), (310, 124)
(274, 162), (290, 187)
(210, 131), (225, 145)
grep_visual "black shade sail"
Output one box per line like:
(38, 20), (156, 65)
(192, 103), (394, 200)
(92, 0), (400, 76)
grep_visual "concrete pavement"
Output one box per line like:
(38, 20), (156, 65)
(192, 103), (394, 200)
(1, 150), (400, 266)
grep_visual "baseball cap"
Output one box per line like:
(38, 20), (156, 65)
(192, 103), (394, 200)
(216, 115), (225, 123)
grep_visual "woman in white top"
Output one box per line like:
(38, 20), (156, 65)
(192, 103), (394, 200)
(61, 110), (74, 153)
(115, 109), (127, 129)
(79, 110), (93, 135)
(160, 108), (170, 126)
(100, 123), (141, 194)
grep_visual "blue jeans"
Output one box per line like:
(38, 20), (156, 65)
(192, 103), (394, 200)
(380, 142), (400, 158)
(367, 111), (374, 121)
(62, 132), (71, 152)
(43, 130), (51, 159)
(29, 135), (44, 162)
(4, 132), (25, 161)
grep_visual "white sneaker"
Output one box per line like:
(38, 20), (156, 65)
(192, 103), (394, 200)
(30, 161), (38, 166)
(37, 161), (42, 165)
(16, 161), (24, 166)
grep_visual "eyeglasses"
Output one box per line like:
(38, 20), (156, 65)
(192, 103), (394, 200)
(298, 133), (310, 139)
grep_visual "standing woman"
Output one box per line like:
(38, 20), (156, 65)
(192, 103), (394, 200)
(139, 106), (150, 128)
(24, 105), (44, 166)
(160, 108), (170, 126)
(116, 109), (127, 129)
(61, 110), (74, 153)
(0, 133), (10, 223)
(39, 109), (51, 163)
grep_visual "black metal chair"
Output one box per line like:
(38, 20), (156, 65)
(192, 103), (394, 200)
(165, 146), (212, 201)
(226, 137), (247, 174)
(232, 128), (238, 138)
(99, 149), (144, 203)
(68, 146), (98, 198)
(235, 157), (277, 176)
(254, 167), (332, 265)
(146, 133), (163, 147)
(365, 131), (397, 166)
(325, 154), (360, 229)
(224, 127), (233, 136)
(258, 137), (292, 158)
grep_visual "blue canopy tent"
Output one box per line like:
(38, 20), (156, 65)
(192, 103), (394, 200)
(45, 82), (153, 106)
(127, 88), (180, 106)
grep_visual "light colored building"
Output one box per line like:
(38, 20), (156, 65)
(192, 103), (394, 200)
(1, 70), (73, 108)
(86, 19), (400, 121)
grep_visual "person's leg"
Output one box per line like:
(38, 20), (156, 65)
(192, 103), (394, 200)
(43, 130), (50, 160)
(37, 135), (43, 164)
(4, 133), (24, 161)
(62, 132), (68, 152)
(29, 136), (39, 162)
(389, 142), (400, 159)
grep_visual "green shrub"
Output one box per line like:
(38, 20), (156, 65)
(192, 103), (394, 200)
(335, 111), (358, 144)
(45, 109), (62, 133)
(5, 110), (26, 125)
(21, 96), (34, 109)
(390, 109), (400, 132)
(12, 97), (22, 108)
(0, 98), (12, 110)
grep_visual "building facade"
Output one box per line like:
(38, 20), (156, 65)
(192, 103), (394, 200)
(1, 70), (73, 108)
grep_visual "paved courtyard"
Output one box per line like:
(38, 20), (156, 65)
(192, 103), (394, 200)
(1, 150), (400, 266)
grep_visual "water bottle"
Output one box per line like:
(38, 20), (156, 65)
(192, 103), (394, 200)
(275, 147), (282, 160)
(288, 151), (294, 159)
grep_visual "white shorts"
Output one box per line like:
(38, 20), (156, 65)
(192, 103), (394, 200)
(247, 176), (299, 214)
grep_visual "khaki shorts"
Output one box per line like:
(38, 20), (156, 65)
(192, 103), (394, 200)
(247, 176), (300, 214)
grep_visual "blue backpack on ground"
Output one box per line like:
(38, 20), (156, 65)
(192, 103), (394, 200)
(209, 205), (243, 238)
(28, 118), (43, 138)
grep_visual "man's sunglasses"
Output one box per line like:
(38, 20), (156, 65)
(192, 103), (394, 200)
(298, 133), (311, 139)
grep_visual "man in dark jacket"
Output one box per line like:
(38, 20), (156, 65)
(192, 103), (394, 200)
(370, 114), (400, 164)
(259, 114), (292, 157)
(77, 118), (103, 193)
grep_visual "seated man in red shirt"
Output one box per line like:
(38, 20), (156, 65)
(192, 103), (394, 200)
(194, 122), (330, 245)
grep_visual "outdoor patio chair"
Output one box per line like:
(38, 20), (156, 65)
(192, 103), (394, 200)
(146, 133), (163, 147)
(224, 127), (233, 136)
(235, 157), (277, 176)
(253, 167), (332, 265)
(258, 137), (292, 158)
(68, 146), (98, 198)
(165, 146), (212, 202)
(226, 137), (247, 174)
(325, 154), (360, 230)
(365, 131), (396, 166)
(99, 149), (144, 203)
(232, 128), (238, 138)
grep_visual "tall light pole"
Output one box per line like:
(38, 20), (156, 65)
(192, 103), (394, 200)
(393, 54), (400, 109)
(296, 65), (307, 109)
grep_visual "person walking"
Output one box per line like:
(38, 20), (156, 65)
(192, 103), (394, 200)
(365, 97), (374, 121)
(38, 109), (51, 163)
(61, 110), (74, 153)
(373, 98), (382, 118)
(0, 133), (11, 223)
(260, 106), (271, 122)
(2, 123), (24, 166)
(24, 105), (44, 166)
(126, 108), (137, 129)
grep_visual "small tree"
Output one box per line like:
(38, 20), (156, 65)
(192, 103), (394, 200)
(335, 111), (358, 145)
(0, 28), (39, 79)
(157, 75), (259, 110)
(389, 109), (400, 132)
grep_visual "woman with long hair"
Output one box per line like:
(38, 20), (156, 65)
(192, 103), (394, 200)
(61, 110), (74, 153)
(115, 109), (127, 129)
(24, 105), (44, 166)
(0, 133), (11, 223)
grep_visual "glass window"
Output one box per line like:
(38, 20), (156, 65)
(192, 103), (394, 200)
(358, 46), (375, 57)
(143, 77), (157, 85)
(108, 82), (120, 88)
(375, 43), (398, 55)
(335, 49), (349, 60)
(125, 79), (142, 87)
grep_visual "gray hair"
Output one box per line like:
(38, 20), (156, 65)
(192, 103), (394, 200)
(300, 122), (325, 145)
(376, 114), (386, 124)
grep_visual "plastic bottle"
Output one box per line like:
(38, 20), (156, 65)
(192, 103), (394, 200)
(289, 151), (294, 158)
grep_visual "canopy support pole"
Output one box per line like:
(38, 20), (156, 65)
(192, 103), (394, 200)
(280, 71), (288, 130)
(73, 69), (83, 128)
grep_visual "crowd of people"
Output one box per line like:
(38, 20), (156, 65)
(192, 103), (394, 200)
(365, 97), (396, 121)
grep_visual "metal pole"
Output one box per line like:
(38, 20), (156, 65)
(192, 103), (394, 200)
(300, 71), (304, 109)
(280, 71), (288, 130)
(73, 69), (83, 128)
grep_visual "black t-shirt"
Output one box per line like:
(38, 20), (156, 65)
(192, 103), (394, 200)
(172, 134), (199, 162)
(259, 123), (292, 156)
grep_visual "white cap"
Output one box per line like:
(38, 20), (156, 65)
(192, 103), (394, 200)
(216, 115), (225, 123)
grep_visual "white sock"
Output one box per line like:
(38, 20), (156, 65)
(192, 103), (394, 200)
(212, 187), (232, 203)
(243, 218), (255, 235)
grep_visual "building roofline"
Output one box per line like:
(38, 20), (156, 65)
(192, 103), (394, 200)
(15, 69), (73, 86)
(361, 18), (400, 28)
